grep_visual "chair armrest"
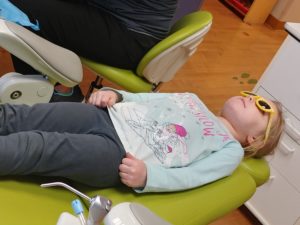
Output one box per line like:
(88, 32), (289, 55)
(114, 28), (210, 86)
(239, 158), (270, 187)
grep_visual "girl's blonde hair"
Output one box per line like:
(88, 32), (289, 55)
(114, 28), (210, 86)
(244, 101), (285, 158)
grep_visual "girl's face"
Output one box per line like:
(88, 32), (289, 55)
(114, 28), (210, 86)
(220, 95), (274, 139)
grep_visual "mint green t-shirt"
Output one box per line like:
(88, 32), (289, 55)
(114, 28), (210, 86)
(108, 91), (244, 192)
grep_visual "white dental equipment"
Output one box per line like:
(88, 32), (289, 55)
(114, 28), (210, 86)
(0, 18), (83, 105)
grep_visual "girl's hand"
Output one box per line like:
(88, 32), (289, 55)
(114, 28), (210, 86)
(88, 90), (118, 108)
(119, 152), (147, 188)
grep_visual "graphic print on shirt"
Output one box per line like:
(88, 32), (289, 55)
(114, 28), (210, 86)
(121, 108), (189, 165)
(170, 93), (232, 142)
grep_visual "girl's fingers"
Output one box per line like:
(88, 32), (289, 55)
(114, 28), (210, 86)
(119, 163), (131, 173)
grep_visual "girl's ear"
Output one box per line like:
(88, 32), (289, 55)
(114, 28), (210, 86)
(246, 135), (256, 145)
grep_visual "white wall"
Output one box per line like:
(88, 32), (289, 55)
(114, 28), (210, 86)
(271, 0), (300, 22)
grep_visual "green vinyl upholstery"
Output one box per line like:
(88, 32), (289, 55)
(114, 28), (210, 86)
(0, 158), (269, 225)
(82, 11), (213, 93)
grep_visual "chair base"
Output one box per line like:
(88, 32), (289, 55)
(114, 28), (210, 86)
(86, 76), (104, 100)
(85, 73), (162, 100)
(0, 72), (54, 105)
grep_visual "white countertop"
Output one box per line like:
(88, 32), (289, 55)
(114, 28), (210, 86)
(285, 22), (300, 41)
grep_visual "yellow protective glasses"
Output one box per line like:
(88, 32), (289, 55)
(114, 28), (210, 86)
(240, 91), (275, 144)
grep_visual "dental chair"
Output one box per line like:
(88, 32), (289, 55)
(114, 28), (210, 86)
(0, 158), (269, 225)
(0, 9), (270, 225)
(0, 11), (212, 105)
(82, 11), (213, 95)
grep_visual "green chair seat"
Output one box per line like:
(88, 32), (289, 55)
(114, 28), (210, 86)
(81, 58), (153, 93)
(0, 158), (269, 225)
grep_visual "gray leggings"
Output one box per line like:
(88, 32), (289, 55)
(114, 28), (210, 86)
(0, 102), (126, 187)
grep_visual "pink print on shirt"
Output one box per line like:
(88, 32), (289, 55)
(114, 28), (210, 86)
(122, 108), (189, 165)
(174, 94), (232, 142)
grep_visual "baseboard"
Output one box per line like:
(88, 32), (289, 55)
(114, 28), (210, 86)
(265, 14), (285, 30)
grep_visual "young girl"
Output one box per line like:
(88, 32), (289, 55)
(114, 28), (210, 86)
(0, 88), (284, 192)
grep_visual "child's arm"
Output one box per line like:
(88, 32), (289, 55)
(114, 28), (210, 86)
(89, 88), (195, 104)
(137, 146), (244, 193)
(88, 89), (121, 107)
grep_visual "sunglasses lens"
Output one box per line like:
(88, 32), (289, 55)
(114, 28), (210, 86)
(258, 100), (272, 110)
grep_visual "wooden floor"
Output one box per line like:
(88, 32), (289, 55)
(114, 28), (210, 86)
(0, 0), (287, 224)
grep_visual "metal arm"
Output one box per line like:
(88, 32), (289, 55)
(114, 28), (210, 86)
(41, 182), (112, 225)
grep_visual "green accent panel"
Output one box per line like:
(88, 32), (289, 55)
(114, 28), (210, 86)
(81, 58), (153, 93)
(0, 161), (265, 225)
(240, 158), (270, 187)
(137, 11), (213, 76)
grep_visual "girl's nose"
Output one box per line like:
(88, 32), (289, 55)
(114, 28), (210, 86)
(247, 96), (254, 102)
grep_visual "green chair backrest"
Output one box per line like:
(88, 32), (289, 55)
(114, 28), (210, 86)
(136, 11), (213, 76)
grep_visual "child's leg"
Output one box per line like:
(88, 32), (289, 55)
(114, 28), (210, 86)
(0, 102), (116, 136)
(0, 130), (125, 187)
(0, 102), (126, 187)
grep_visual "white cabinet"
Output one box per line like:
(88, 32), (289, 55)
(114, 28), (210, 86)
(245, 22), (300, 225)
